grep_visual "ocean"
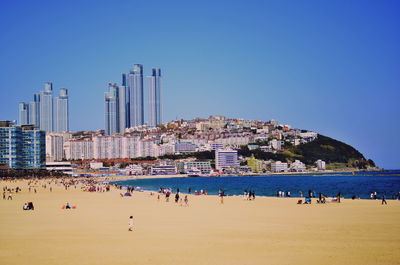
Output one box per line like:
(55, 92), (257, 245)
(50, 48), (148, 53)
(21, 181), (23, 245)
(112, 170), (400, 199)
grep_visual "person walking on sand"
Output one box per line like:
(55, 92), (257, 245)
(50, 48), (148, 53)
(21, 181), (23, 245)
(220, 190), (224, 204)
(382, 194), (387, 205)
(7, 192), (12, 200)
(184, 195), (188, 206)
(2, 191), (5, 200)
(128, 216), (134, 231)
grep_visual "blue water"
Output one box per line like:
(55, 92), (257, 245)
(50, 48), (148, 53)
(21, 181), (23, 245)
(112, 170), (400, 199)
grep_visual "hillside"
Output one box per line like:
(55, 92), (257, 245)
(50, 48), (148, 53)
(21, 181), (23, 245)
(239, 134), (375, 169)
(157, 135), (375, 169)
(289, 134), (375, 168)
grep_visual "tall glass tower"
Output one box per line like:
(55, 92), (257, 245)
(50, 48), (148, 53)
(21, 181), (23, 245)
(55, 88), (69, 132)
(40, 82), (53, 132)
(147, 68), (162, 127)
(122, 73), (130, 128)
(18, 102), (29, 125)
(118, 85), (126, 133)
(127, 64), (144, 127)
(104, 83), (119, 135)
(29, 93), (40, 127)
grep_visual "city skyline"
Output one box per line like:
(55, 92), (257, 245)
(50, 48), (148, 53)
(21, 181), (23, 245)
(1, 1), (399, 168)
(105, 65), (162, 135)
(18, 82), (69, 133)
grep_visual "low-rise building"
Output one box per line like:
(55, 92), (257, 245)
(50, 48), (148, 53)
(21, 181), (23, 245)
(247, 155), (263, 173)
(46, 161), (73, 174)
(151, 163), (177, 175)
(271, 161), (288, 173)
(289, 160), (306, 172)
(216, 149), (239, 171)
(181, 160), (212, 174)
(316, 159), (326, 170)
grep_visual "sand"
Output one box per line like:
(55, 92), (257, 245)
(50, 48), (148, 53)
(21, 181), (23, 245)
(0, 179), (399, 265)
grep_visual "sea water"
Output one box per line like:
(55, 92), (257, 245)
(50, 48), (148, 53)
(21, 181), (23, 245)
(112, 170), (400, 199)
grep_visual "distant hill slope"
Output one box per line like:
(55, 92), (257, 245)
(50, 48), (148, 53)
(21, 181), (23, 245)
(288, 134), (374, 167)
(160, 134), (376, 169)
(238, 134), (375, 169)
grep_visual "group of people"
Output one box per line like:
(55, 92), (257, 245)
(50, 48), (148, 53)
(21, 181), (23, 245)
(243, 190), (256, 200)
(23, 202), (34, 210)
(277, 190), (291, 197)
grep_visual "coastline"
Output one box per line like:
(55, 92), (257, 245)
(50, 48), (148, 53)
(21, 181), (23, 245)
(105, 168), (389, 182)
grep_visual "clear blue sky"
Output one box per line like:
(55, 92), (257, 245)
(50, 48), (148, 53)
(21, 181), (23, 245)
(0, 0), (399, 168)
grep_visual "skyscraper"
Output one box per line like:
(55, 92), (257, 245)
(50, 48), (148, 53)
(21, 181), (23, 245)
(55, 88), (69, 132)
(127, 64), (144, 127)
(18, 102), (29, 125)
(104, 83), (119, 135)
(119, 85), (126, 133)
(147, 68), (162, 127)
(122, 73), (130, 128)
(40, 82), (53, 132)
(29, 93), (40, 127)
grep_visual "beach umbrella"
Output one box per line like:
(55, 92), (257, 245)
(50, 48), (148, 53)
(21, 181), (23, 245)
(124, 192), (132, 197)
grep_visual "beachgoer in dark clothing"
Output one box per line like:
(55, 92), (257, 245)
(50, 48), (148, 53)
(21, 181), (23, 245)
(175, 192), (180, 203)
(382, 194), (387, 205)
(188, 187), (191, 194)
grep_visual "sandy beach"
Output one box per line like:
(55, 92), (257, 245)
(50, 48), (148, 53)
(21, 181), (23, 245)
(1, 178), (399, 265)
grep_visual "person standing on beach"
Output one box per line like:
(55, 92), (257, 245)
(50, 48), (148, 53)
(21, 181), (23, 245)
(184, 195), (188, 206)
(382, 194), (387, 205)
(128, 216), (134, 231)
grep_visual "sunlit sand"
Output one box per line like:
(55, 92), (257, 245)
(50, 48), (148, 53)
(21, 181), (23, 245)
(1, 179), (399, 265)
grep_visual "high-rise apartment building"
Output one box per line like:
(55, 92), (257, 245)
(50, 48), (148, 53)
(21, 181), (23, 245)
(18, 83), (68, 133)
(40, 82), (53, 132)
(105, 83), (120, 135)
(18, 102), (29, 125)
(127, 64), (144, 127)
(55, 88), (69, 132)
(29, 94), (40, 127)
(106, 65), (162, 133)
(0, 121), (45, 168)
(147, 68), (162, 127)
(122, 73), (130, 128)
(119, 85), (126, 133)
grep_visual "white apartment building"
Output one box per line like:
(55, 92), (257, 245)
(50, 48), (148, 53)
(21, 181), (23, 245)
(46, 132), (71, 162)
(183, 160), (212, 174)
(269, 139), (284, 150)
(316, 159), (326, 170)
(210, 142), (224, 151)
(215, 149), (239, 170)
(66, 140), (94, 160)
(289, 160), (306, 172)
(271, 161), (288, 173)
(46, 133), (64, 162)
(299, 132), (318, 142)
(214, 136), (251, 147)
